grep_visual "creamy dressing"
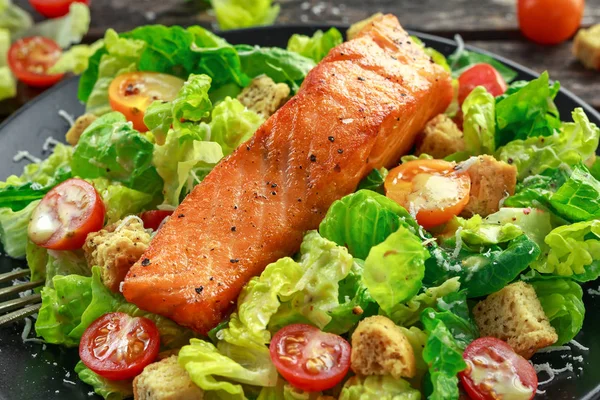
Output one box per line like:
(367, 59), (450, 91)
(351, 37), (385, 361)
(468, 353), (534, 400)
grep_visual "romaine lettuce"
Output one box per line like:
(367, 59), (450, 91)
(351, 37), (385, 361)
(0, 28), (14, 101)
(0, 199), (40, 258)
(339, 375), (421, 400)
(461, 86), (496, 155)
(50, 40), (105, 74)
(211, 0), (279, 30)
(90, 178), (153, 224)
(75, 361), (133, 400)
(363, 226), (429, 315)
(423, 291), (479, 350)
(0, 0), (32, 36)
(319, 190), (418, 260)
(357, 167), (388, 194)
(287, 28), (343, 63)
(448, 47), (518, 83)
(209, 96), (264, 155)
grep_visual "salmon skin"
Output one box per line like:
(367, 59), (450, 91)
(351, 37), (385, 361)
(122, 14), (453, 334)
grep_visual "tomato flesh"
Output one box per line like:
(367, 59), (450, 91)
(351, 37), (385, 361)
(80, 312), (160, 381)
(139, 210), (173, 230)
(458, 63), (507, 105)
(8, 37), (65, 87)
(460, 337), (537, 400)
(270, 324), (351, 392)
(28, 178), (105, 250)
(29, 0), (89, 18)
(108, 72), (185, 132)
(518, 0), (584, 45)
(384, 159), (471, 229)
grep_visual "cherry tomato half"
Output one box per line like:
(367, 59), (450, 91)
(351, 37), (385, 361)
(80, 312), (160, 381)
(29, 0), (89, 18)
(109, 72), (184, 132)
(384, 159), (471, 229)
(270, 324), (351, 392)
(458, 63), (507, 105)
(518, 0), (584, 45)
(28, 178), (105, 250)
(459, 337), (537, 400)
(8, 37), (64, 87)
(139, 210), (173, 231)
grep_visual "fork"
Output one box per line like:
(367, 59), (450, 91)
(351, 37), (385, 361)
(0, 268), (44, 327)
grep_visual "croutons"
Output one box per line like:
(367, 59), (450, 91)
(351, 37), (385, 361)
(573, 24), (600, 70)
(473, 281), (557, 359)
(65, 113), (97, 146)
(460, 155), (517, 218)
(236, 75), (290, 119)
(347, 13), (384, 40)
(83, 217), (151, 293)
(133, 356), (203, 400)
(350, 315), (416, 379)
(415, 114), (465, 159)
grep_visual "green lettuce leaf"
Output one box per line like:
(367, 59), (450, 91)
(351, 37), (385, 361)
(90, 178), (153, 224)
(497, 108), (599, 180)
(235, 44), (316, 92)
(319, 190), (419, 260)
(211, 0), (279, 30)
(357, 167), (388, 194)
(0, 28), (14, 101)
(589, 156), (600, 181)
(364, 226), (429, 315)
(448, 48), (518, 83)
(26, 240), (48, 284)
(401, 326), (429, 384)
(339, 375), (421, 400)
(287, 28), (343, 63)
(209, 96), (264, 155)
(0, 199), (40, 258)
(75, 361), (133, 400)
(0, 0), (32, 36)
(72, 112), (163, 198)
(530, 279), (585, 345)
(495, 72), (561, 147)
(411, 36), (450, 72)
(43, 249), (90, 287)
(461, 86), (496, 155)
(548, 164), (600, 222)
(423, 291), (479, 350)
(49, 40), (105, 74)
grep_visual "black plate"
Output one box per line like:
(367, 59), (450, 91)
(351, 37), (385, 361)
(1, 26), (599, 400)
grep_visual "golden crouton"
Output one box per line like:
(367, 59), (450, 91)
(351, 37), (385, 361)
(133, 356), (203, 400)
(83, 217), (151, 293)
(347, 13), (384, 40)
(236, 76), (290, 119)
(350, 315), (416, 379)
(460, 155), (517, 218)
(573, 24), (600, 70)
(65, 113), (97, 146)
(473, 281), (557, 359)
(415, 114), (465, 159)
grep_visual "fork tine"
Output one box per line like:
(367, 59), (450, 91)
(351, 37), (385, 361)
(0, 279), (45, 298)
(0, 268), (30, 284)
(0, 303), (42, 327)
(0, 293), (42, 314)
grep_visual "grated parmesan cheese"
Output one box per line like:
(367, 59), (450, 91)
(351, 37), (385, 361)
(13, 151), (41, 164)
(63, 379), (76, 385)
(42, 136), (61, 153)
(450, 34), (465, 71)
(587, 287), (600, 296)
(57, 110), (75, 127)
(114, 215), (145, 233)
(533, 362), (573, 385)
(453, 156), (479, 173)
(570, 339), (590, 351)
(536, 345), (571, 353)
(573, 355), (584, 362)
(452, 227), (463, 258)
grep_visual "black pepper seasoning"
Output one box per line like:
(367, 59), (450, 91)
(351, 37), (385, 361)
(141, 258), (151, 266)
(357, 77), (365, 81)
(328, 136), (335, 142)
(231, 226), (236, 232)
(195, 286), (204, 294)
(230, 259), (239, 263)
(178, 214), (185, 218)
(310, 154), (317, 162)
(338, 149), (343, 154)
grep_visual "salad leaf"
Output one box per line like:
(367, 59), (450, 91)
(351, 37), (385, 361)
(287, 28), (343, 63)
(0, 28), (14, 101)
(235, 44), (316, 92)
(589, 156), (600, 181)
(211, 0), (279, 31)
(497, 108), (599, 180)
(319, 190), (419, 260)
(75, 361), (133, 400)
(50, 40), (105, 74)
(364, 226), (429, 315)
(357, 167), (388, 194)
(421, 315), (467, 400)
(209, 96), (264, 155)
(339, 375), (421, 400)
(401, 326), (429, 383)
(90, 178), (153, 224)
(179, 338), (275, 399)
(387, 277), (461, 327)
(530, 279), (585, 345)
(72, 112), (163, 198)
(411, 35), (450, 72)
(461, 86), (496, 155)
(26, 240), (48, 284)
(0, 0), (32, 36)
(548, 164), (600, 222)
(0, 199), (40, 258)
(447, 48), (518, 83)
(15, 3), (90, 48)
(423, 291), (479, 350)
(44, 249), (90, 286)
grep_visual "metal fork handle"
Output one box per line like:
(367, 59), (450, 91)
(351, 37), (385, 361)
(0, 303), (42, 327)
(0, 279), (45, 298)
(0, 268), (30, 284)
(0, 293), (42, 314)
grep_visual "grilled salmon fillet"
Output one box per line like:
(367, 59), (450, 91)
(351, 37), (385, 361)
(122, 14), (453, 334)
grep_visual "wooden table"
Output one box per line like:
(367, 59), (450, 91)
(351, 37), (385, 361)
(8, 0), (600, 114)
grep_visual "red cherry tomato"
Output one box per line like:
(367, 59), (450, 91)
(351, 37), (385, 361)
(28, 178), (105, 250)
(459, 337), (537, 400)
(269, 324), (351, 392)
(139, 210), (173, 230)
(8, 37), (65, 87)
(458, 63), (507, 105)
(29, 0), (89, 18)
(518, 0), (584, 45)
(79, 312), (160, 381)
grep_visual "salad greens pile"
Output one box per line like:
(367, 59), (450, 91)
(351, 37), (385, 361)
(1, 19), (598, 400)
